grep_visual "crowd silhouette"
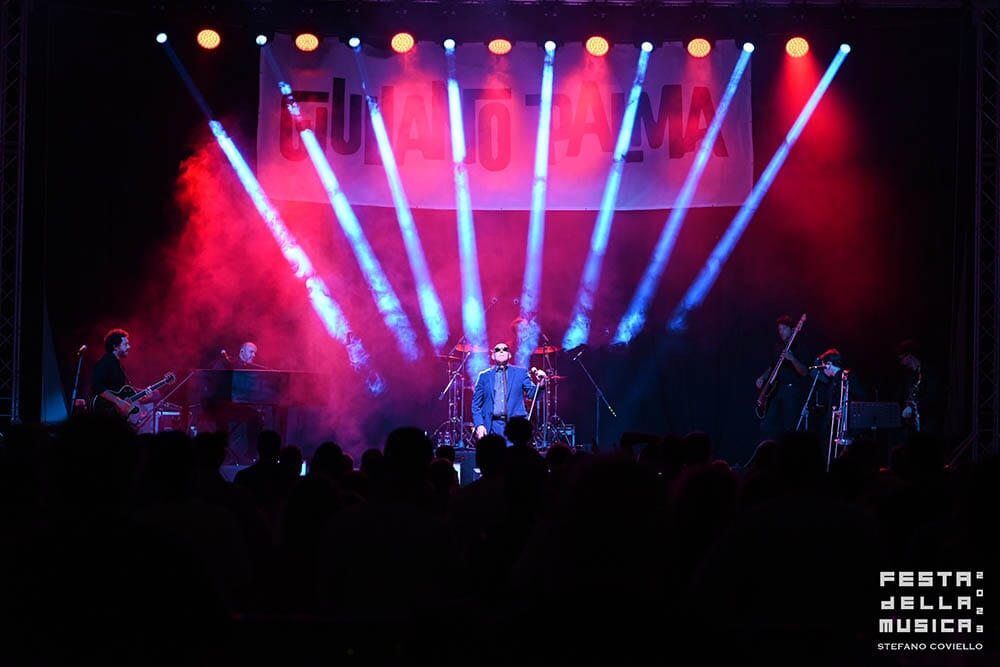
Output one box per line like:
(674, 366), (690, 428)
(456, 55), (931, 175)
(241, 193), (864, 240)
(0, 414), (996, 665)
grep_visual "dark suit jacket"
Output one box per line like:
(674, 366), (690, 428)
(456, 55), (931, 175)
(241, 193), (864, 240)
(471, 365), (541, 432)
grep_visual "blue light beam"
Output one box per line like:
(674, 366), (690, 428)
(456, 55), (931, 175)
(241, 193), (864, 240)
(353, 45), (451, 351)
(516, 42), (556, 366)
(614, 43), (753, 344)
(446, 43), (489, 379)
(669, 44), (851, 333)
(562, 46), (651, 351)
(159, 42), (382, 391)
(263, 49), (419, 361)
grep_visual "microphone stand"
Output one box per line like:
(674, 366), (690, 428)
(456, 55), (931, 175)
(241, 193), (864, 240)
(796, 369), (823, 431)
(436, 336), (475, 448)
(68, 348), (86, 417)
(572, 348), (616, 447)
(132, 370), (195, 434)
(438, 336), (472, 400)
(527, 377), (544, 421)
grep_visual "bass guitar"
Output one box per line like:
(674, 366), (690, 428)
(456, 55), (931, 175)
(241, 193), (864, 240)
(92, 372), (177, 418)
(755, 314), (806, 419)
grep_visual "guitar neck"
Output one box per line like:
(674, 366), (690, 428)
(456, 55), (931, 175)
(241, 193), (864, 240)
(128, 376), (173, 404)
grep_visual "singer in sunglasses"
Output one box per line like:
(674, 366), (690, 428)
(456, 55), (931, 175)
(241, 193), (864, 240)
(472, 342), (546, 441)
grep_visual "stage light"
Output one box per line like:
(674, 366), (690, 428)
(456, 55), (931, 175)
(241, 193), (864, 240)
(158, 42), (378, 385)
(786, 36), (809, 58)
(350, 48), (450, 350)
(544, 40), (556, 53)
(641, 41), (654, 53)
(585, 36), (610, 57)
(488, 38), (513, 56)
(516, 42), (557, 365)
(294, 33), (320, 52)
(443, 38), (456, 50)
(563, 46), (651, 351)
(744, 42), (755, 53)
(840, 43), (851, 53)
(615, 45), (754, 345)
(155, 33), (167, 44)
(687, 38), (711, 58)
(669, 44), (851, 332)
(196, 29), (221, 50)
(391, 32), (415, 54)
(271, 76), (420, 360)
(255, 34), (268, 46)
(445, 46), (489, 379)
(348, 36), (360, 49)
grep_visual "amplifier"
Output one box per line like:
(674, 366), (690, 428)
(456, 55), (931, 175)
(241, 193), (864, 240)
(848, 402), (902, 430)
(539, 424), (575, 448)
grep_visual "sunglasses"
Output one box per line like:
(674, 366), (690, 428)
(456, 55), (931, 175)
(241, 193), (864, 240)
(493, 346), (509, 352)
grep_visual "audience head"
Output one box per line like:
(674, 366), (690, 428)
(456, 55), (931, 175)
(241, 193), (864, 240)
(256, 430), (281, 462)
(475, 434), (507, 477)
(504, 416), (534, 447)
(279, 445), (303, 475)
(310, 441), (343, 479)
(545, 442), (573, 469)
(360, 447), (384, 480)
(683, 431), (713, 466)
(383, 427), (435, 478)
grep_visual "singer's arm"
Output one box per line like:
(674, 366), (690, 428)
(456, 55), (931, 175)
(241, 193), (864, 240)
(471, 371), (489, 439)
(523, 368), (544, 396)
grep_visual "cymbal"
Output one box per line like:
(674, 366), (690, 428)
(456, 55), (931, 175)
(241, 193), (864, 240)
(453, 343), (487, 352)
(436, 354), (460, 361)
(533, 345), (561, 354)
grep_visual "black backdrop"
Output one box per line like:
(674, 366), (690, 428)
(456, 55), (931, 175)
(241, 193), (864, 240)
(22, 3), (973, 464)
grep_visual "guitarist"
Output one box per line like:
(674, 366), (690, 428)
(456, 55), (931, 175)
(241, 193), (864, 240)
(754, 315), (809, 441)
(91, 328), (160, 417)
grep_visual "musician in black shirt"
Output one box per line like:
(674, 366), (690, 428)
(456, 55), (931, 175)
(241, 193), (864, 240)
(755, 315), (809, 441)
(895, 338), (943, 437)
(91, 328), (132, 416)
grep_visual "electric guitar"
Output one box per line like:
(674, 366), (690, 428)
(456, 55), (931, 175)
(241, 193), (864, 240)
(755, 314), (806, 419)
(91, 372), (177, 418)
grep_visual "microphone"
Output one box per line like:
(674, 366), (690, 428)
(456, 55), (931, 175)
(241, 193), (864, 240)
(221, 349), (232, 362)
(808, 364), (826, 370)
(77, 344), (88, 355)
(530, 366), (547, 378)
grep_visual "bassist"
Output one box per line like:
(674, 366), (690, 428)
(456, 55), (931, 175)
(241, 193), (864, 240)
(755, 315), (809, 441)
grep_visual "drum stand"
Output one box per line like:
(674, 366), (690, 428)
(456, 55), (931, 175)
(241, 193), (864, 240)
(532, 350), (573, 448)
(431, 351), (473, 449)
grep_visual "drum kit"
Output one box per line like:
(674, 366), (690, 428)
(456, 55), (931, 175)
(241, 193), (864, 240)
(429, 339), (574, 449)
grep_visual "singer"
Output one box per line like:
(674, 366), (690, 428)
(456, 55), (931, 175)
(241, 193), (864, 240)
(471, 341), (545, 443)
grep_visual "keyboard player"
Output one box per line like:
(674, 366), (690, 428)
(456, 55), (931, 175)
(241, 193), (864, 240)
(208, 340), (265, 463)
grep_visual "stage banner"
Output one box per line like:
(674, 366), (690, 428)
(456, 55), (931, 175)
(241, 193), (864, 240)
(257, 36), (753, 210)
